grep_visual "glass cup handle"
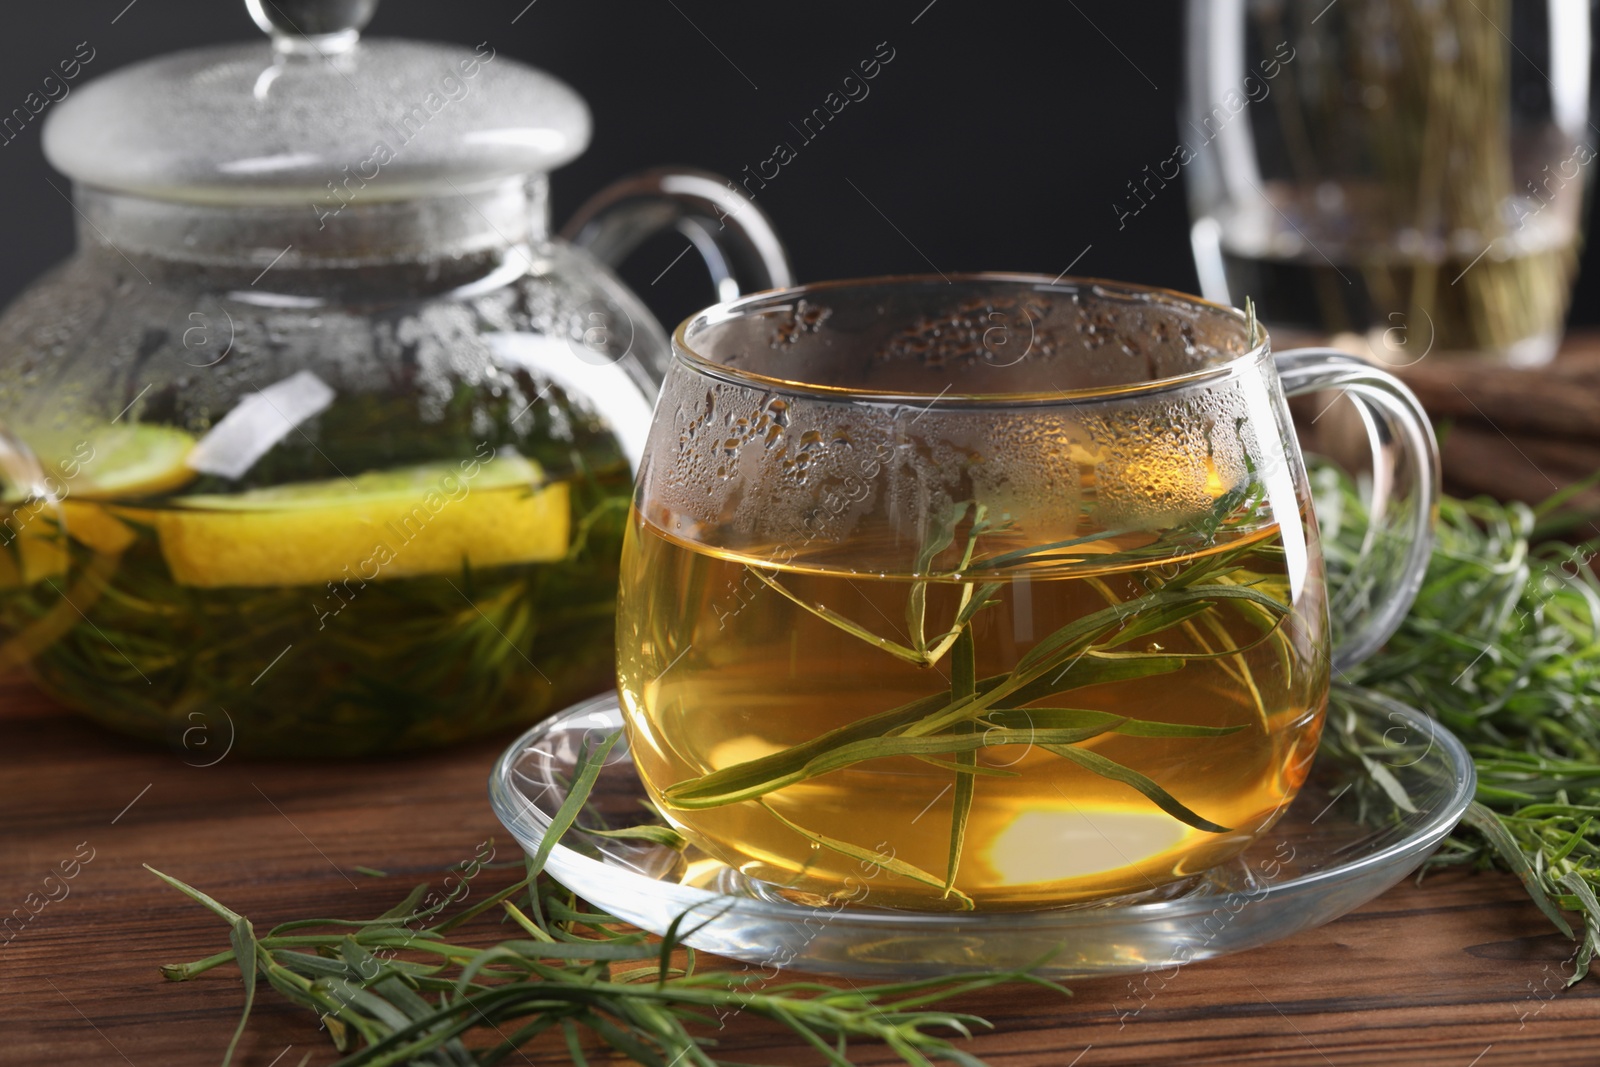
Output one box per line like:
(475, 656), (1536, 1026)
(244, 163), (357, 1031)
(1275, 347), (1441, 672)
(560, 168), (793, 301)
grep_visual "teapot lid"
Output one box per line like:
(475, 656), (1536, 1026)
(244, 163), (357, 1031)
(43, 0), (590, 206)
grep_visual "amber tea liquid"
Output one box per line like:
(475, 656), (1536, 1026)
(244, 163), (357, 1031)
(618, 512), (1329, 910)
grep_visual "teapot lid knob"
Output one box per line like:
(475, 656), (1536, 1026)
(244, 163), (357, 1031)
(245, 0), (379, 53)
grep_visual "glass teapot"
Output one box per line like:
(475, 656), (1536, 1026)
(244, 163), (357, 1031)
(0, 0), (789, 757)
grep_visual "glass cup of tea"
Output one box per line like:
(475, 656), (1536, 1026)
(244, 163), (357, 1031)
(617, 274), (1437, 911)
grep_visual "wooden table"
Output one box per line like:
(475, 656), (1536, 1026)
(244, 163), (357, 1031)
(3, 680), (1597, 1067)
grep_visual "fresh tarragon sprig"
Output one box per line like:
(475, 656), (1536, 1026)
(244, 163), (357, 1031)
(150, 734), (1070, 1067)
(1315, 460), (1600, 984)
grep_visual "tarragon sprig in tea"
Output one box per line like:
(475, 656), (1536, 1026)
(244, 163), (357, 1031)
(663, 484), (1292, 907)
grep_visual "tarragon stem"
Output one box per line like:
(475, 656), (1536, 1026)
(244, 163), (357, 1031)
(944, 629), (978, 900)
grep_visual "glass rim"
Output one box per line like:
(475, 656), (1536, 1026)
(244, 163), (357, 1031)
(671, 272), (1270, 405)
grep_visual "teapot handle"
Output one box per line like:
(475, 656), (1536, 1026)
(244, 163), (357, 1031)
(560, 168), (792, 302)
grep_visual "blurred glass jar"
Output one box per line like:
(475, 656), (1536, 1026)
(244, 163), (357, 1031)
(0, 0), (788, 756)
(1184, 0), (1592, 366)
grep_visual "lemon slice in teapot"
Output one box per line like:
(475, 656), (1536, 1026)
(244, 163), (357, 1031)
(60, 500), (138, 555)
(138, 452), (570, 589)
(0, 420), (191, 579)
(0, 501), (128, 586)
(39, 424), (199, 500)
(29, 425), (191, 560)
(0, 520), (70, 586)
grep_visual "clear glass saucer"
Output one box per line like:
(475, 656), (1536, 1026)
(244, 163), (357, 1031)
(488, 683), (1474, 979)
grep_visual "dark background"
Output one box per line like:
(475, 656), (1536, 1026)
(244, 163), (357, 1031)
(1, 0), (1596, 337)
